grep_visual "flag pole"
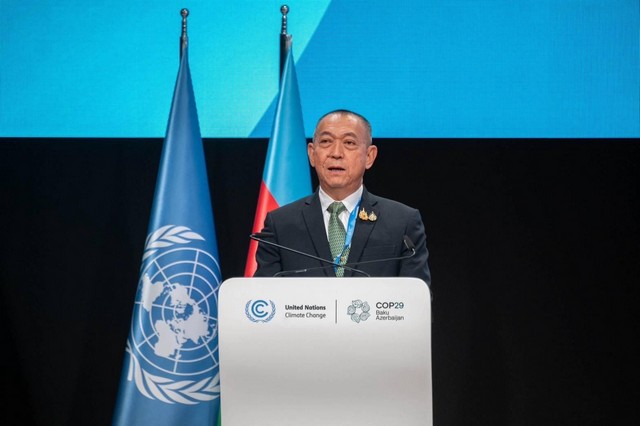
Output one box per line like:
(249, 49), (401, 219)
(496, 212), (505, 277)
(180, 8), (189, 57)
(279, 5), (291, 78)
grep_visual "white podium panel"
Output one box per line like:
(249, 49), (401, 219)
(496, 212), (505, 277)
(218, 277), (432, 426)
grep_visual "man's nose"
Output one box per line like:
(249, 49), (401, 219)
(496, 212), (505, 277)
(329, 142), (344, 157)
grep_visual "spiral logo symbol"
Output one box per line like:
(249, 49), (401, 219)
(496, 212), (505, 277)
(245, 299), (276, 322)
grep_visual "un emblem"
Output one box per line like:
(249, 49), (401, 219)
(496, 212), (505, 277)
(245, 299), (276, 322)
(124, 225), (221, 404)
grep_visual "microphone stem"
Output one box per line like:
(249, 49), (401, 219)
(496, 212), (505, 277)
(250, 234), (370, 277)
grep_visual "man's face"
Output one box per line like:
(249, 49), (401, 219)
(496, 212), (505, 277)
(308, 113), (378, 200)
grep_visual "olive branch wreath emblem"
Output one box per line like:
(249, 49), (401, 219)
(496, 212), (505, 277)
(125, 224), (219, 404)
(142, 224), (205, 260)
(125, 342), (220, 404)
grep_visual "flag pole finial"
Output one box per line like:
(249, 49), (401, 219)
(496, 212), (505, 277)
(280, 5), (289, 35)
(279, 5), (292, 78)
(180, 8), (189, 57)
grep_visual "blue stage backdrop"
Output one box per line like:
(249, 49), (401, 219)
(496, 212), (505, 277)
(1, 0), (638, 138)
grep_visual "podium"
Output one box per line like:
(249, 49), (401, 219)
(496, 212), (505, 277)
(218, 277), (432, 426)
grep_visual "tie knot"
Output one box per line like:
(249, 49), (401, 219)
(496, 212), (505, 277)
(329, 201), (346, 215)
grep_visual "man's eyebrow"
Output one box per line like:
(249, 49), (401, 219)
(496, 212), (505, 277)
(341, 132), (359, 139)
(317, 131), (359, 138)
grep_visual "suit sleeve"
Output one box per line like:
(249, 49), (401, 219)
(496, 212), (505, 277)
(399, 208), (432, 289)
(253, 212), (283, 277)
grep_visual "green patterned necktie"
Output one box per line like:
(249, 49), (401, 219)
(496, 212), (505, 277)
(328, 201), (348, 277)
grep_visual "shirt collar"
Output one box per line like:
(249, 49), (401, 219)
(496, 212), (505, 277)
(318, 186), (363, 214)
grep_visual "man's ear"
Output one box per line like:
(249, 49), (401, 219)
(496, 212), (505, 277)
(365, 145), (378, 169)
(307, 142), (316, 167)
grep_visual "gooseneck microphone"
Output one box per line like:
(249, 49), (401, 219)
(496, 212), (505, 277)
(249, 232), (370, 277)
(250, 233), (418, 277)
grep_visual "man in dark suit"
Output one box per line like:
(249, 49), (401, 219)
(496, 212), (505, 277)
(254, 109), (431, 287)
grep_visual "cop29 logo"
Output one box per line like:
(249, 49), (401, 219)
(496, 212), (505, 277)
(376, 301), (405, 309)
(245, 299), (276, 322)
(347, 299), (371, 323)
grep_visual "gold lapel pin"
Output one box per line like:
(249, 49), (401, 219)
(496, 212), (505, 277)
(359, 207), (377, 221)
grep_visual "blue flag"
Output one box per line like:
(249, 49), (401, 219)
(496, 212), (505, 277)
(112, 47), (221, 425)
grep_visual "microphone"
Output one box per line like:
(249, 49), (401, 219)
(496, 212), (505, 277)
(249, 232), (370, 277)
(296, 235), (417, 274)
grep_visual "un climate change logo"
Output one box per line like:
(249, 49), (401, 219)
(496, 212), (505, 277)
(245, 299), (276, 322)
(125, 225), (221, 405)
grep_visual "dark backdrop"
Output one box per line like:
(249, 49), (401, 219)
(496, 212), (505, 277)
(1, 138), (638, 425)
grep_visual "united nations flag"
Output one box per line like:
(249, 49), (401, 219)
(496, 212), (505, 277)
(112, 15), (221, 425)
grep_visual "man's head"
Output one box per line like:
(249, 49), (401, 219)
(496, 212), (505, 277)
(308, 110), (378, 201)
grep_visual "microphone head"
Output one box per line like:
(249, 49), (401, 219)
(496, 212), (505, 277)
(250, 231), (275, 239)
(403, 235), (416, 252)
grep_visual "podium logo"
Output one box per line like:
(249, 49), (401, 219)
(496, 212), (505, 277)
(347, 299), (371, 323)
(245, 299), (276, 323)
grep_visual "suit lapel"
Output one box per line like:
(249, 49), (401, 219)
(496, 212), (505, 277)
(345, 188), (378, 277)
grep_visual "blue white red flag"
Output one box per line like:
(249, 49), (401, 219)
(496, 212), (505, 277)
(245, 48), (312, 276)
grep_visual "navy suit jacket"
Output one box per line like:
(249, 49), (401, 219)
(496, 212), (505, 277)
(254, 188), (431, 287)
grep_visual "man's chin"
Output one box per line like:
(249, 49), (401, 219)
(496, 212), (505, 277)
(324, 179), (347, 189)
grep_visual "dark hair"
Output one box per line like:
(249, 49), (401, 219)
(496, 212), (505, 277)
(313, 109), (373, 145)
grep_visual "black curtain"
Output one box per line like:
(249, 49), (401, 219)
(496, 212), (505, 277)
(1, 138), (638, 425)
